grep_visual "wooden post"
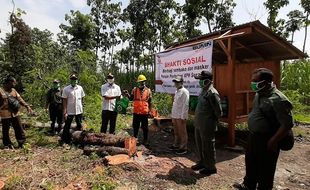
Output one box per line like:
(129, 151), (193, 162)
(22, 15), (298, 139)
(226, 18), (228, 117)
(227, 38), (236, 147)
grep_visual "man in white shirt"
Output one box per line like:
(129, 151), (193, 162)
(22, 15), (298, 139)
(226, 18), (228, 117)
(61, 74), (85, 144)
(169, 75), (190, 155)
(101, 73), (121, 134)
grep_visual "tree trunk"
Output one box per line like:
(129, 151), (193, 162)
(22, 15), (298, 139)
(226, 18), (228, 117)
(303, 13), (309, 53)
(72, 131), (126, 147)
(83, 146), (129, 156)
(71, 131), (137, 156)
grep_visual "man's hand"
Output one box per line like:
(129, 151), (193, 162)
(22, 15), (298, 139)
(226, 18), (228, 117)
(26, 106), (34, 115)
(64, 113), (68, 121)
(122, 90), (130, 97)
(267, 138), (278, 152)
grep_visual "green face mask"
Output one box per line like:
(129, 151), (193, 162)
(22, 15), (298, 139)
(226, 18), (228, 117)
(70, 80), (78, 87)
(199, 79), (211, 88)
(199, 80), (205, 88)
(250, 80), (265, 92)
(52, 83), (59, 89)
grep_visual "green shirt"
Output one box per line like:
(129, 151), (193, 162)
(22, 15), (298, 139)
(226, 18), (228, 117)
(194, 85), (222, 129)
(248, 87), (293, 134)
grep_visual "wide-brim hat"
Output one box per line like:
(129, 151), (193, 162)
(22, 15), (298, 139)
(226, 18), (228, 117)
(194, 70), (213, 80)
(172, 75), (184, 83)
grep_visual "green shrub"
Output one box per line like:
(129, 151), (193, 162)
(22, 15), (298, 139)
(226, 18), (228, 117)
(152, 92), (173, 116)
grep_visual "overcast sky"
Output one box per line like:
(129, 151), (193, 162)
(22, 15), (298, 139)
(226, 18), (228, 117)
(0, 0), (308, 54)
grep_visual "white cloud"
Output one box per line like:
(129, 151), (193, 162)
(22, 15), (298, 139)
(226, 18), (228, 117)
(68, 0), (87, 9)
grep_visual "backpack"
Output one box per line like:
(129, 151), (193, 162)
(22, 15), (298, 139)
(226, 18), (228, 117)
(0, 88), (21, 113)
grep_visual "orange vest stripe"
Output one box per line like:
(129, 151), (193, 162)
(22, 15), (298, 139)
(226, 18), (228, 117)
(133, 87), (150, 114)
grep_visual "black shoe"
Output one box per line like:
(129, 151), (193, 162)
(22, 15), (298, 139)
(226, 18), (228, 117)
(191, 163), (204, 171)
(232, 183), (249, 190)
(175, 149), (187, 155)
(168, 145), (178, 150)
(18, 143), (24, 148)
(199, 168), (217, 176)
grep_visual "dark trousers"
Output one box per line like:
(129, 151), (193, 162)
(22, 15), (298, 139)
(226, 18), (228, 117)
(1, 116), (25, 146)
(49, 105), (63, 132)
(243, 133), (280, 190)
(194, 119), (217, 170)
(133, 113), (148, 141)
(61, 114), (83, 143)
(101, 110), (118, 134)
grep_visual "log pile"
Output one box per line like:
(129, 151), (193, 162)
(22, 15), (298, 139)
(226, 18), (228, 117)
(71, 131), (137, 157)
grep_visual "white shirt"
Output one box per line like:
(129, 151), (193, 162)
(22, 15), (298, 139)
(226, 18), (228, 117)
(171, 86), (190, 120)
(101, 83), (121, 111)
(62, 85), (85, 115)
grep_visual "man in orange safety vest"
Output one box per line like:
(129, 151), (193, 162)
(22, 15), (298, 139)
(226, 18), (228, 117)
(124, 74), (152, 146)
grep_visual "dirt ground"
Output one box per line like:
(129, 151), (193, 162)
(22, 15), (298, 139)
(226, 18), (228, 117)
(0, 122), (309, 190)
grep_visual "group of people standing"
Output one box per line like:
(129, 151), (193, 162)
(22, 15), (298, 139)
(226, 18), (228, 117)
(169, 68), (294, 190)
(0, 67), (294, 189)
(44, 73), (152, 146)
(169, 70), (222, 177)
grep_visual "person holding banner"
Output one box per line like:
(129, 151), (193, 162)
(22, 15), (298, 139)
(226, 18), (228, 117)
(169, 75), (190, 155)
(101, 73), (121, 134)
(124, 74), (152, 146)
(191, 70), (222, 175)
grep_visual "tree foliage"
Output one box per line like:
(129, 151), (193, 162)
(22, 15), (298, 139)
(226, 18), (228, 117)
(264, 0), (289, 37)
(58, 10), (96, 51)
(0, 1), (309, 126)
(300, 0), (310, 53)
(286, 10), (304, 43)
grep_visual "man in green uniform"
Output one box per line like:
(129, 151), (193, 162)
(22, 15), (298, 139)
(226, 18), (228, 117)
(234, 68), (294, 190)
(45, 79), (63, 135)
(191, 70), (222, 175)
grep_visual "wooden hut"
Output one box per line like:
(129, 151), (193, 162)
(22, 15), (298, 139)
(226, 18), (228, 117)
(165, 20), (306, 146)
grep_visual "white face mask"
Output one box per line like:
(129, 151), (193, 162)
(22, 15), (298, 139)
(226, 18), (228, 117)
(174, 82), (182, 89)
(107, 79), (114, 84)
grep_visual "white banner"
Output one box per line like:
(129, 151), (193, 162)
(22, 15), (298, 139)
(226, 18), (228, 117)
(155, 40), (213, 96)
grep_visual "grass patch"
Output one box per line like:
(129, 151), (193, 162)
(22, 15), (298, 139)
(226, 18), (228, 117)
(25, 127), (58, 148)
(3, 175), (28, 190)
(292, 127), (308, 137)
(89, 168), (117, 190)
(294, 113), (310, 124)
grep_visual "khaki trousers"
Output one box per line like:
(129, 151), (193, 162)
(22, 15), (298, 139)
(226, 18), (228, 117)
(172, 118), (188, 150)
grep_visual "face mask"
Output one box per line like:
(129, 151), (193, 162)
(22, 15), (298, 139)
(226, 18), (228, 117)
(138, 82), (145, 89)
(52, 83), (59, 89)
(250, 80), (265, 92)
(107, 79), (114, 84)
(70, 80), (78, 87)
(199, 79), (211, 88)
(174, 82), (182, 89)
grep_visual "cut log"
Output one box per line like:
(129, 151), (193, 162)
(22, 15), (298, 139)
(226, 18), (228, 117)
(104, 154), (133, 165)
(72, 131), (126, 147)
(124, 137), (137, 157)
(72, 131), (137, 157)
(83, 146), (129, 156)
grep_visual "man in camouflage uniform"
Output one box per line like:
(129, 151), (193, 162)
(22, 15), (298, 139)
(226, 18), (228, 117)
(191, 70), (222, 175)
(234, 68), (294, 190)
(45, 79), (63, 134)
